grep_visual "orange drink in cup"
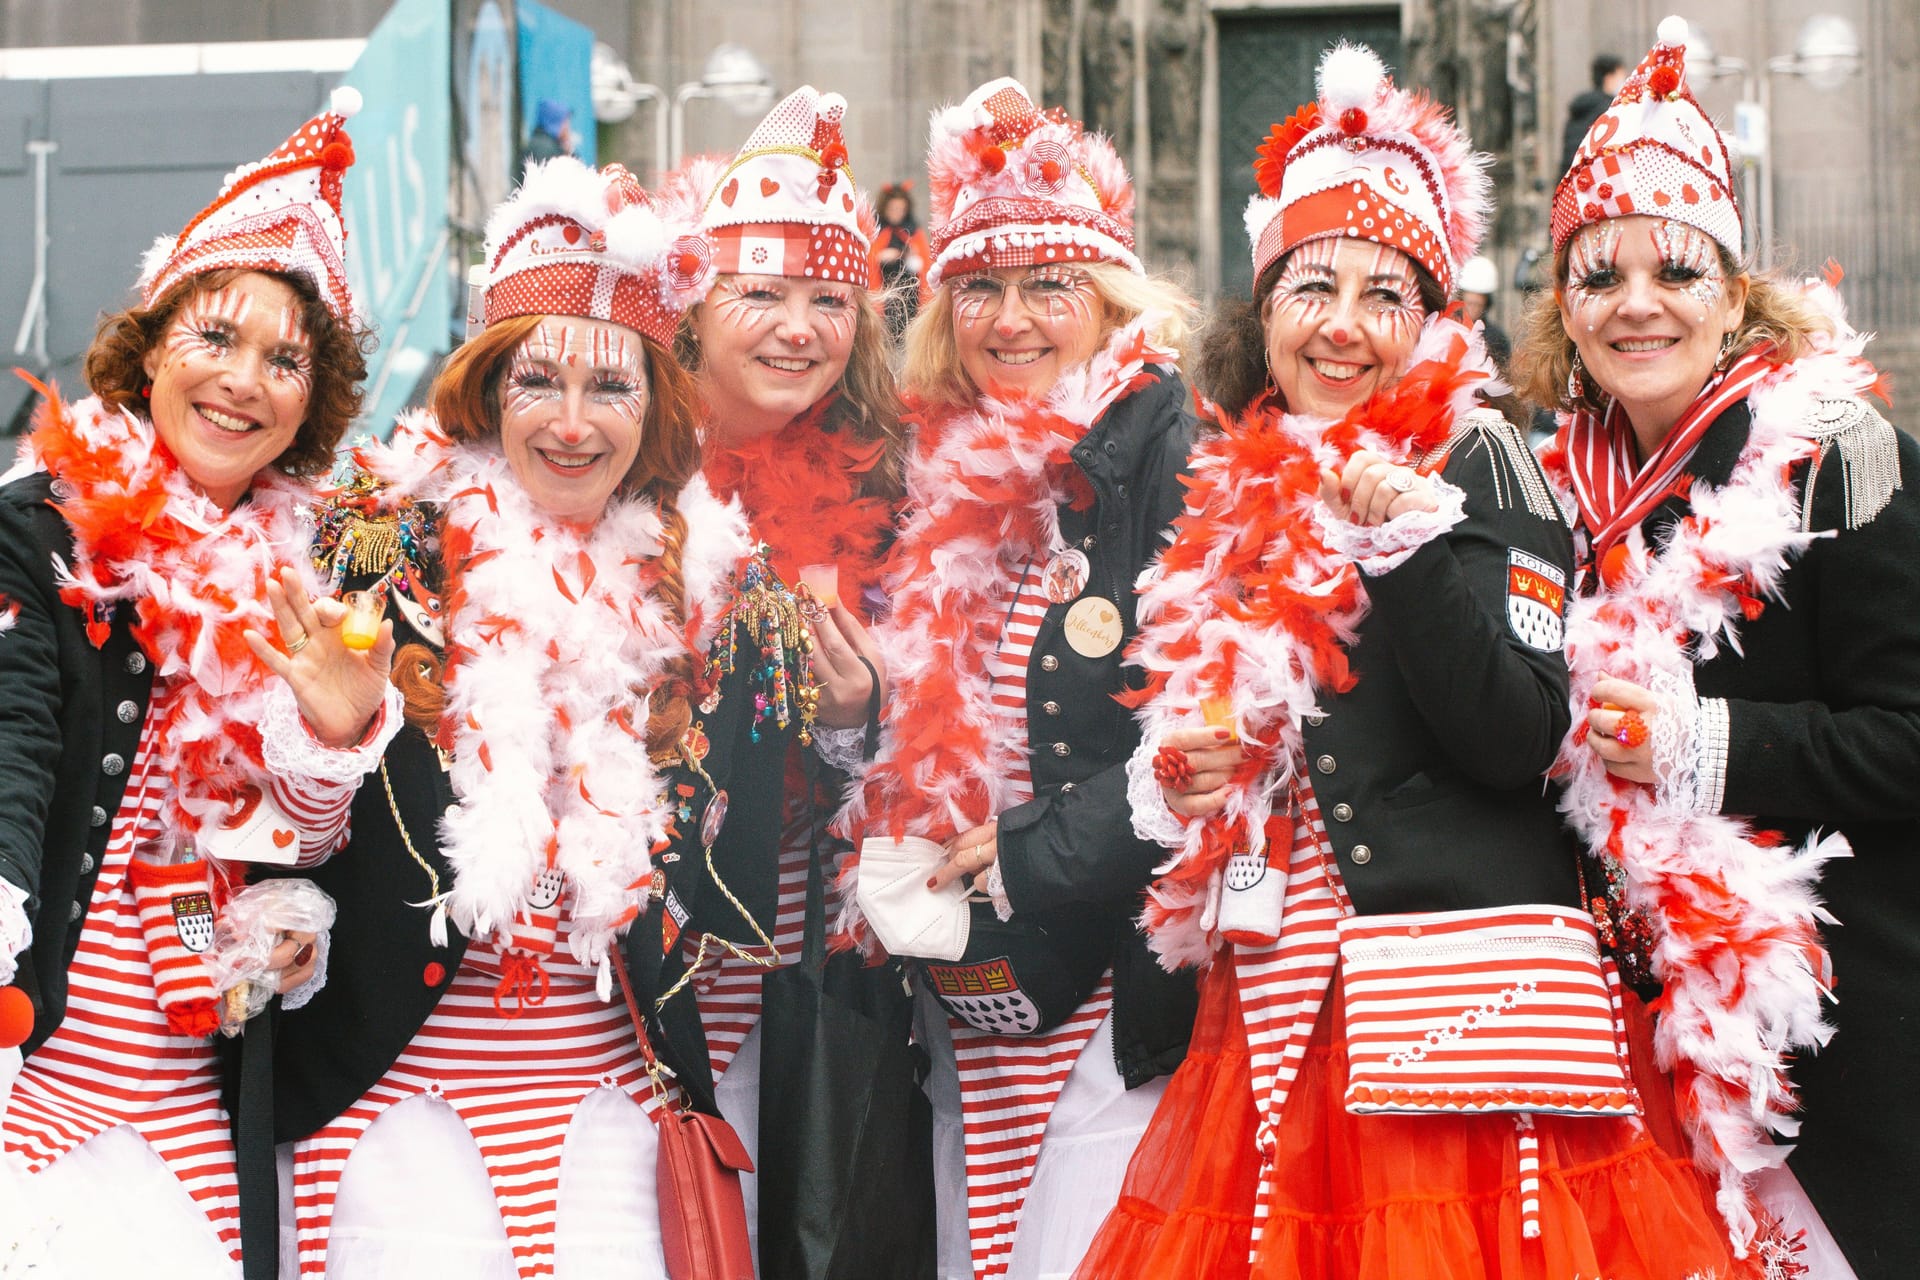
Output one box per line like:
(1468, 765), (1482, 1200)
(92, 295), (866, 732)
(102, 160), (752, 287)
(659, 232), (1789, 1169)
(798, 563), (840, 610)
(340, 590), (383, 652)
(1200, 694), (1237, 741)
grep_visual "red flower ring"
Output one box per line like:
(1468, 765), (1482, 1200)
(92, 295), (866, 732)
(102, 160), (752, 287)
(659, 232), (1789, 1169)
(1152, 745), (1195, 789)
(1613, 709), (1649, 749)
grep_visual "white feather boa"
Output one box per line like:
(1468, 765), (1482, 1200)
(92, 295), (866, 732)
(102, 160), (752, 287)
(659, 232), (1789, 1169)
(361, 412), (752, 968)
(1542, 281), (1877, 1253)
(1128, 316), (1495, 969)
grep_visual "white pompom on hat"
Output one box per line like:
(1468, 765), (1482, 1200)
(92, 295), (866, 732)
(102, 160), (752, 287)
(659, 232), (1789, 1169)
(922, 77), (1140, 287)
(139, 85), (363, 320)
(1552, 15), (1742, 258)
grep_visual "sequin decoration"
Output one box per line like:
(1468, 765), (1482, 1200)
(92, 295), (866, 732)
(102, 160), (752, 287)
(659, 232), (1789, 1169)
(698, 550), (820, 745)
(312, 471), (443, 638)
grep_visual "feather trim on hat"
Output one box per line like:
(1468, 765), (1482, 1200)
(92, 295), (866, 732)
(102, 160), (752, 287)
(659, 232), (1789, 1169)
(483, 157), (614, 260)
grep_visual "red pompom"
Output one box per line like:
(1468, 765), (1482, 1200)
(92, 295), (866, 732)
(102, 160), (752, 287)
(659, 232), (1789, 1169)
(319, 140), (354, 170)
(1649, 66), (1680, 98)
(1599, 542), (1633, 589)
(1338, 107), (1369, 136)
(0, 984), (31, 1048)
(819, 140), (849, 171)
(676, 251), (702, 279)
(1040, 157), (1063, 184)
(978, 143), (1006, 174)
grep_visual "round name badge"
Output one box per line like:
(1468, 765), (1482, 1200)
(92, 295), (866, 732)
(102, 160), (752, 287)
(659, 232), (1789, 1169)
(1063, 596), (1124, 658)
(700, 788), (730, 847)
(1042, 547), (1090, 604)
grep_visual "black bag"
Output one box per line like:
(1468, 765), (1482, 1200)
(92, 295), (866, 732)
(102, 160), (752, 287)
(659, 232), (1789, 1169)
(755, 760), (936, 1280)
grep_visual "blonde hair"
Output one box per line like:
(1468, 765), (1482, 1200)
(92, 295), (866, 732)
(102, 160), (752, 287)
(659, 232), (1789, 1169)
(900, 261), (1196, 409)
(1512, 241), (1837, 415)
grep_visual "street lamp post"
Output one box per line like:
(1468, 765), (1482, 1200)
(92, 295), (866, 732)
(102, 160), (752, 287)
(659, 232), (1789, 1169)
(1682, 16), (1862, 270)
(592, 41), (775, 180)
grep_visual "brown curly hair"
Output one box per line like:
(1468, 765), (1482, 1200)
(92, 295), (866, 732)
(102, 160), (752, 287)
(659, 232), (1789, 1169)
(84, 268), (372, 477)
(676, 285), (907, 502)
(397, 314), (708, 759)
(1511, 239), (1833, 416)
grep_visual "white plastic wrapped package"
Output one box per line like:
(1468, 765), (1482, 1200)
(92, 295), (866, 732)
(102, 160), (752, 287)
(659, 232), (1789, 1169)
(203, 877), (337, 1034)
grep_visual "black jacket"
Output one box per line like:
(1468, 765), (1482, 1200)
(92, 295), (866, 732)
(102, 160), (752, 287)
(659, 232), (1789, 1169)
(275, 527), (798, 1136)
(0, 472), (157, 1056)
(1626, 398), (1920, 1279)
(989, 366), (1200, 1088)
(1306, 412), (1583, 914)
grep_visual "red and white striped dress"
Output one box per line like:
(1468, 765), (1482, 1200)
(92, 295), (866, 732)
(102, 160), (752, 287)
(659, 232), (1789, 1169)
(286, 905), (671, 1280)
(931, 560), (1165, 1280)
(4, 680), (357, 1271)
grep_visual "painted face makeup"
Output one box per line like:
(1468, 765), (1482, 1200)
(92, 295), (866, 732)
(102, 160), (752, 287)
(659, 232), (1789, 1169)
(498, 317), (651, 526)
(1558, 214), (1748, 449)
(950, 264), (1105, 399)
(693, 274), (859, 444)
(1263, 236), (1427, 420)
(141, 271), (314, 511)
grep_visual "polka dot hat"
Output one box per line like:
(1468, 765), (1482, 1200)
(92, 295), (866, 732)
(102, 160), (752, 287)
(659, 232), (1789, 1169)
(139, 86), (362, 320)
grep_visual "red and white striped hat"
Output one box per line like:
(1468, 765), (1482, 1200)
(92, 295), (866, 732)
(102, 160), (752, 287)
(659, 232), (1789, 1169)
(139, 86), (362, 320)
(1552, 16), (1741, 257)
(923, 77), (1139, 287)
(693, 86), (877, 287)
(1245, 44), (1489, 297)
(480, 156), (716, 347)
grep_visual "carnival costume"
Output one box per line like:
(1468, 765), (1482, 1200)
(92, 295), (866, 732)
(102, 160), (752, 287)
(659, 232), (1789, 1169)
(0, 93), (394, 1278)
(835, 78), (1197, 1280)
(1543, 21), (1920, 1277)
(1074, 47), (1746, 1280)
(272, 157), (814, 1280)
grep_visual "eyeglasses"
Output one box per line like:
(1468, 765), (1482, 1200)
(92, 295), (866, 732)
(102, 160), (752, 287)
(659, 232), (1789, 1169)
(949, 267), (1094, 321)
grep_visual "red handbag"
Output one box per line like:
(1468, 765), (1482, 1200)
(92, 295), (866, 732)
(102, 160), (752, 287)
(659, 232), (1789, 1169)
(614, 949), (757, 1280)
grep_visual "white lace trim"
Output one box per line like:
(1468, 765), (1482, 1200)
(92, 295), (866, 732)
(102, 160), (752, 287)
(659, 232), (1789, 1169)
(1648, 667), (1731, 815)
(279, 927), (330, 1012)
(982, 861), (1013, 922)
(1125, 734), (1189, 848)
(811, 723), (868, 774)
(0, 879), (31, 986)
(260, 679), (404, 784)
(1313, 476), (1469, 576)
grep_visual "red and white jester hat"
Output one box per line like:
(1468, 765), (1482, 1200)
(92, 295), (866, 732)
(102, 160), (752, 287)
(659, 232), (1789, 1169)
(693, 85), (878, 288)
(139, 86), (363, 321)
(1245, 44), (1489, 298)
(1552, 15), (1741, 258)
(923, 77), (1140, 287)
(481, 156), (716, 348)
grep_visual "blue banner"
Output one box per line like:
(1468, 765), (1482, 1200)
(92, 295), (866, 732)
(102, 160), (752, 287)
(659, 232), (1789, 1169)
(516, 0), (596, 167)
(339, 0), (452, 435)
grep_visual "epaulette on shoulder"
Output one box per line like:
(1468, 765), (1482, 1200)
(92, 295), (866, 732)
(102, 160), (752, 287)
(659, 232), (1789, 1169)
(1422, 407), (1564, 525)
(1799, 396), (1903, 533)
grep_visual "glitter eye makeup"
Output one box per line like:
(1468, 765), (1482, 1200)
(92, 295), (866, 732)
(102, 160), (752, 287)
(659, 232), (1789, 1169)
(267, 306), (314, 397)
(165, 286), (255, 363)
(505, 322), (649, 422)
(1270, 238), (1341, 322)
(1565, 221), (1622, 324)
(712, 277), (785, 333)
(1361, 243), (1425, 347)
(585, 326), (648, 421)
(1649, 219), (1725, 314)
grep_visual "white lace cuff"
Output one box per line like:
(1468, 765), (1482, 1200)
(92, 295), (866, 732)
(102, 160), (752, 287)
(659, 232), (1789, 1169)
(261, 680), (404, 784)
(0, 879), (31, 986)
(1126, 734), (1189, 848)
(1648, 669), (1729, 815)
(1315, 476), (1469, 576)
(812, 724), (869, 774)
(982, 861), (1013, 922)
(278, 928), (330, 1012)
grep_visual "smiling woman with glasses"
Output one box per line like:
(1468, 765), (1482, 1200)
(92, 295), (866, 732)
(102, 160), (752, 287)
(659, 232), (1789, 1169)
(831, 78), (1200, 1279)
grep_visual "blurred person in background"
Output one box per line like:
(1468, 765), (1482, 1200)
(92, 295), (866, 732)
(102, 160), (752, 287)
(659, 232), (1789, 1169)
(870, 180), (933, 339)
(1561, 53), (1626, 178)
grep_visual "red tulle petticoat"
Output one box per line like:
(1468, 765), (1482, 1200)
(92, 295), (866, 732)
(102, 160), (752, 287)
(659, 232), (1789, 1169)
(1075, 957), (1753, 1280)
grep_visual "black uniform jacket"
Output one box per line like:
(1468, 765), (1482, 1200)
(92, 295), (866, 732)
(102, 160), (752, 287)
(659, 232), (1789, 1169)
(275, 539), (795, 1139)
(1306, 413), (1584, 915)
(1631, 399), (1920, 1279)
(0, 471), (160, 1057)
(988, 366), (1201, 1089)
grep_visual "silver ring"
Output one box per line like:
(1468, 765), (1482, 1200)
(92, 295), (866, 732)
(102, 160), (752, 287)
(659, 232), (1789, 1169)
(285, 631), (311, 655)
(1388, 470), (1416, 493)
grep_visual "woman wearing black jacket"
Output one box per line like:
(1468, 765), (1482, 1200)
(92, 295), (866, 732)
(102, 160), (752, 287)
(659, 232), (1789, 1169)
(272, 157), (811, 1280)
(1077, 46), (1741, 1280)
(833, 78), (1198, 1279)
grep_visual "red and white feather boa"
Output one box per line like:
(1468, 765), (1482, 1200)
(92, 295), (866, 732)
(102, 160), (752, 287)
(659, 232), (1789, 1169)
(18, 388), (306, 840)
(1127, 317), (1499, 969)
(361, 412), (752, 969)
(1540, 277), (1877, 1253)
(831, 316), (1176, 941)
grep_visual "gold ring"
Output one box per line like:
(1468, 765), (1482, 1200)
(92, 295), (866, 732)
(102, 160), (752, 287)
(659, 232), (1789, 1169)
(286, 631), (311, 655)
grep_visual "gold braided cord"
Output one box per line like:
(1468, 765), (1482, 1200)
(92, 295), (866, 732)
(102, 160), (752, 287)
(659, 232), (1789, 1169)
(380, 758), (441, 903)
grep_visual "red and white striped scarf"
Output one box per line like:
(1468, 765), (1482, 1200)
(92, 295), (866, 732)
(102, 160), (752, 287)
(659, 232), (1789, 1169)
(1560, 348), (1775, 557)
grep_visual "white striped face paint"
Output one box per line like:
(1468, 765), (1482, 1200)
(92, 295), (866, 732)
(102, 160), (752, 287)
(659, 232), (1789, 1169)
(1262, 236), (1427, 419)
(693, 273), (861, 444)
(1557, 214), (1749, 441)
(141, 271), (313, 511)
(499, 317), (652, 525)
